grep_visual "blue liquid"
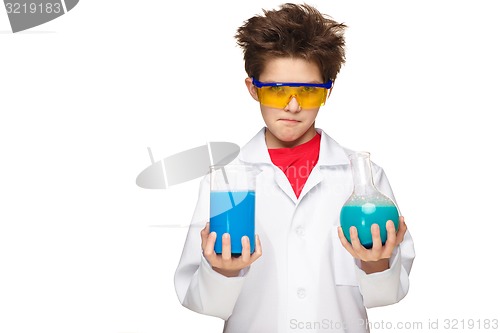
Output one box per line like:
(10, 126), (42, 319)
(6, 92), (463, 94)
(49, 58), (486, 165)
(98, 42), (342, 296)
(340, 204), (399, 248)
(210, 191), (255, 255)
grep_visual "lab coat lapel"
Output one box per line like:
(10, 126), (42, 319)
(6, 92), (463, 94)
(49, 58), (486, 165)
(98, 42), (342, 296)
(297, 129), (350, 202)
(237, 128), (270, 164)
(297, 166), (324, 202)
(238, 128), (299, 203)
(273, 167), (299, 204)
(315, 128), (351, 167)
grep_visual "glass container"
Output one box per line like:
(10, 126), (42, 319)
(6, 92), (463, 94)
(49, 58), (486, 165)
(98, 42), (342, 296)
(209, 164), (257, 255)
(340, 152), (399, 248)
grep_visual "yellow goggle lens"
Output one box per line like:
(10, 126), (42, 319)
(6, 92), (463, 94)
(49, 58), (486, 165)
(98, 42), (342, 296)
(256, 86), (328, 109)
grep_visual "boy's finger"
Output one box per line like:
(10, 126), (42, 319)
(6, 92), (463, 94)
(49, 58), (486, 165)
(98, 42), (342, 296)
(221, 233), (232, 262)
(382, 220), (397, 257)
(371, 223), (383, 253)
(200, 222), (210, 250)
(350, 226), (367, 258)
(251, 234), (262, 261)
(203, 231), (217, 260)
(396, 217), (407, 244)
(337, 227), (358, 258)
(201, 221), (210, 234)
(337, 227), (351, 248)
(386, 220), (397, 243)
(240, 236), (251, 265)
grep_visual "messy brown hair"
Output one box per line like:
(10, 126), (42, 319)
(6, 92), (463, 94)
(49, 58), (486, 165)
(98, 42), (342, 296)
(235, 3), (347, 83)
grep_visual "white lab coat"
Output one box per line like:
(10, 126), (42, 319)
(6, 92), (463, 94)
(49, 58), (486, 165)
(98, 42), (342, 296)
(174, 128), (415, 333)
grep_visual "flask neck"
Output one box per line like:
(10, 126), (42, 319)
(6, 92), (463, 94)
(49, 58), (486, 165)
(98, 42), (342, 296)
(349, 152), (377, 195)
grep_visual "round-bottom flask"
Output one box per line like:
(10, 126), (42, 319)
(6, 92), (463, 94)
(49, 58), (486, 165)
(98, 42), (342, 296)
(340, 152), (399, 248)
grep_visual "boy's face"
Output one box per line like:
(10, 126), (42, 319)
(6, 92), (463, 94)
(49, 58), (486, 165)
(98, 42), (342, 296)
(245, 57), (325, 149)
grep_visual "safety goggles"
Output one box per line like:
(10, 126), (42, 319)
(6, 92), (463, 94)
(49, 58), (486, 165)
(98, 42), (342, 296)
(252, 77), (332, 109)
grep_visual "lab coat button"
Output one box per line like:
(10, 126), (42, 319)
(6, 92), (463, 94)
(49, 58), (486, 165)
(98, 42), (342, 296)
(296, 226), (305, 237)
(297, 288), (306, 299)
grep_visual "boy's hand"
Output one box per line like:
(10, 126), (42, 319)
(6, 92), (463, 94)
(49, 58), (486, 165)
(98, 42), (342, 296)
(337, 216), (407, 274)
(201, 222), (262, 277)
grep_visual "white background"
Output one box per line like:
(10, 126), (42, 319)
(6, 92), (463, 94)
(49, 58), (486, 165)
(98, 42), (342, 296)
(1, 1), (499, 332)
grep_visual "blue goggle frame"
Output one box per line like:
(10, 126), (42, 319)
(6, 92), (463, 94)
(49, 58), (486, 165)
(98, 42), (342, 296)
(252, 77), (333, 89)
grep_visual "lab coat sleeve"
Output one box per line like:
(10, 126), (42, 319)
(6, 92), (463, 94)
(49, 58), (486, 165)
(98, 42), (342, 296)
(173, 174), (249, 320)
(354, 166), (416, 308)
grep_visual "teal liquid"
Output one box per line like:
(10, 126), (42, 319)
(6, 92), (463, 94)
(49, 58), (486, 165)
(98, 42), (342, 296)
(340, 204), (399, 248)
(210, 191), (255, 255)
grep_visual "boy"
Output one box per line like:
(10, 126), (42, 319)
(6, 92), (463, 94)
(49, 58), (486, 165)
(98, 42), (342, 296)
(174, 3), (415, 332)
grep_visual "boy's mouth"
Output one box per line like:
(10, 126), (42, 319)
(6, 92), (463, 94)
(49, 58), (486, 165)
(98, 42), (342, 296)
(279, 118), (300, 122)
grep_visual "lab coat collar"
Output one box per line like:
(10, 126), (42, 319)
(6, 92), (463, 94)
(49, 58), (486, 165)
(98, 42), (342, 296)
(315, 128), (351, 167)
(238, 127), (351, 167)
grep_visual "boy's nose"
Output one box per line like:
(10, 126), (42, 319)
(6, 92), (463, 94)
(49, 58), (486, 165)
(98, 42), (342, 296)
(284, 96), (301, 112)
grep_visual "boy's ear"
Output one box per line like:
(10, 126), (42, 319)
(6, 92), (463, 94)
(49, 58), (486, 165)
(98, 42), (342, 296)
(245, 78), (260, 102)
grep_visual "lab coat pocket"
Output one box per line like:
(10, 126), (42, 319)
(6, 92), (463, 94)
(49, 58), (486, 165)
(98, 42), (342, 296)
(331, 234), (359, 287)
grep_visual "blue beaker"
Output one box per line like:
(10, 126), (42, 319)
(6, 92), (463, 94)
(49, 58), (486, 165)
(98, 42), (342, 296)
(209, 164), (258, 256)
